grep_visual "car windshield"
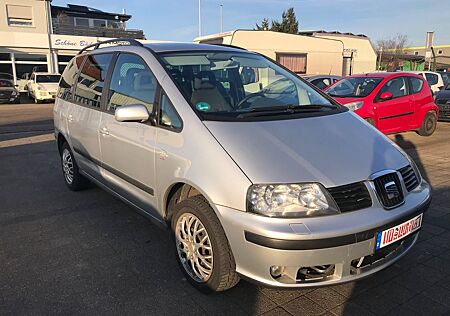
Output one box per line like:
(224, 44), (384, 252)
(36, 75), (61, 83)
(0, 79), (13, 87)
(159, 51), (338, 120)
(441, 73), (450, 85)
(327, 77), (383, 97)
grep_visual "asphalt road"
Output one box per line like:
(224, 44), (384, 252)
(1, 102), (450, 315)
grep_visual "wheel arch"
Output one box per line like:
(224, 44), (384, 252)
(57, 132), (68, 154)
(164, 181), (215, 223)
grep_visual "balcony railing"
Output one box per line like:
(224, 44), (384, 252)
(52, 22), (146, 39)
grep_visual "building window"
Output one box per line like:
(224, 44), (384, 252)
(93, 19), (107, 28)
(437, 49), (443, 55)
(74, 17), (89, 27)
(276, 53), (307, 74)
(6, 5), (33, 27)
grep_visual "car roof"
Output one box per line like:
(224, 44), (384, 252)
(144, 42), (248, 54)
(346, 72), (421, 79)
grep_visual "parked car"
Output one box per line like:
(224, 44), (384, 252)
(326, 72), (439, 136)
(27, 72), (61, 103)
(54, 40), (431, 293)
(438, 71), (450, 87)
(434, 83), (450, 121)
(0, 79), (20, 104)
(302, 75), (341, 90)
(407, 71), (445, 95)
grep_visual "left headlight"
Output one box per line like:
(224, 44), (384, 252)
(11, 91), (17, 96)
(344, 101), (364, 111)
(247, 183), (339, 218)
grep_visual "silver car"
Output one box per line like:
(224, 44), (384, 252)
(53, 39), (431, 293)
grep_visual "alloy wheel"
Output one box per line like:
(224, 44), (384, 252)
(175, 213), (214, 283)
(62, 148), (74, 184)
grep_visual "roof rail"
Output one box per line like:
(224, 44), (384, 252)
(77, 38), (144, 55)
(209, 43), (247, 51)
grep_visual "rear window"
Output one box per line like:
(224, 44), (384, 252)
(327, 77), (383, 97)
(424, 73), (438, 86)
(36, 75), (61, 83)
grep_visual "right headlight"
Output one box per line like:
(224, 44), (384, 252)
(247, 183), (339, 218)
(344, 101), (364, 111)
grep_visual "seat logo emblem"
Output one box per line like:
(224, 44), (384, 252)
(384, 181), (400, 199)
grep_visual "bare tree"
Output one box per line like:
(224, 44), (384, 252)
(377, 34), (410, 71)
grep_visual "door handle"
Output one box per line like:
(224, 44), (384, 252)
(99, 127), (109, 136)
(68, 114), (73, 122)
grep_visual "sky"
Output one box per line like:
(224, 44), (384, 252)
(52, 0), (450, 47)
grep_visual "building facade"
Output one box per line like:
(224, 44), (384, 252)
(195, 30), (377, 76)
(0, 0), (146, 90)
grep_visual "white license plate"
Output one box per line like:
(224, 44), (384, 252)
(375, 214), (423, 250)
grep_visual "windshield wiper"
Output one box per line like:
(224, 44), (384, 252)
(236, 104), (334, 118)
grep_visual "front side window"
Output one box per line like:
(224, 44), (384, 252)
(425, 73), (438, 86)
(73, 53), (113, 108)
(107, 54), (157, 113)
(36, 75), (61, 83)
(159, 51), (336, 121)
(327, 77), (383, 98)
(408, 77), (424, 94)
(159, 93), (182, 130)
(379, 77), (407, 98)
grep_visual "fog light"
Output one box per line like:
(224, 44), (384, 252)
(270, 265), (285, 278)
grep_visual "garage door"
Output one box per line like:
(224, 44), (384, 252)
(276, 53), (307, 74)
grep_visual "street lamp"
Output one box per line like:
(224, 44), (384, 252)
(198, 0), (202, 37)
(220, 4), (223, 33)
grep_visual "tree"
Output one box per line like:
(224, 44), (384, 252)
(254, 8), (299, 34)
(376, 34), (410, 71)
(280, 8), (298, 34)
(255, 18), (270, 31)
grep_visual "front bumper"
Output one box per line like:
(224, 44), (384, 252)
(35, 92), (56, 101)
(437, 104), (450, 121)
(215, 181), (431, 288)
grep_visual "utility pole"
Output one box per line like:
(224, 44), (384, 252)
(198, 0), (202, 37)
(44, 0), (56, 73)
(378, 47), (383, 70)
(220, 4), (223, 33)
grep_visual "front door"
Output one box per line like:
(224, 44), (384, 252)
(99, 53), (159, 214)
(375, 76), (413, 133)
(67, 53), (114, 176)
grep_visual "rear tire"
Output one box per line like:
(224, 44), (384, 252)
(60, 142), (90, 191)
(171, 196), (240, 293)
(417, 111), (437, 136)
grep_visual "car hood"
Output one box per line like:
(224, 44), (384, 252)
(204, 112), (407, 187)
(0, 87), (16, 92)
(38, 83), (58, 91)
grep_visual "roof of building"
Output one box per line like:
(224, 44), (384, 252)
(298, 30), (369, 38)
(51, 4), (132, 22)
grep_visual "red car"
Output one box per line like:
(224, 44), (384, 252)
(326, 72), (439, 136)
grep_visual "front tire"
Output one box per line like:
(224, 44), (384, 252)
(417, 111), (437, 136)
(171, 196), (239, 293)
(60, 142), (90, 191)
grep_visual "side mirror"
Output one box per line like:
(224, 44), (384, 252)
(115, 104), (150, 123)
(379, 91), (393, 101)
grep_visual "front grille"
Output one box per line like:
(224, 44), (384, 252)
(435, 98), (447, 105)
(398, 165), (419, 192)
(373, 173), (404, 209)
(328, 182), (372, 212)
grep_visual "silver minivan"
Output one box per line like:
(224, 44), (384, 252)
(54, 39), (431, 293)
